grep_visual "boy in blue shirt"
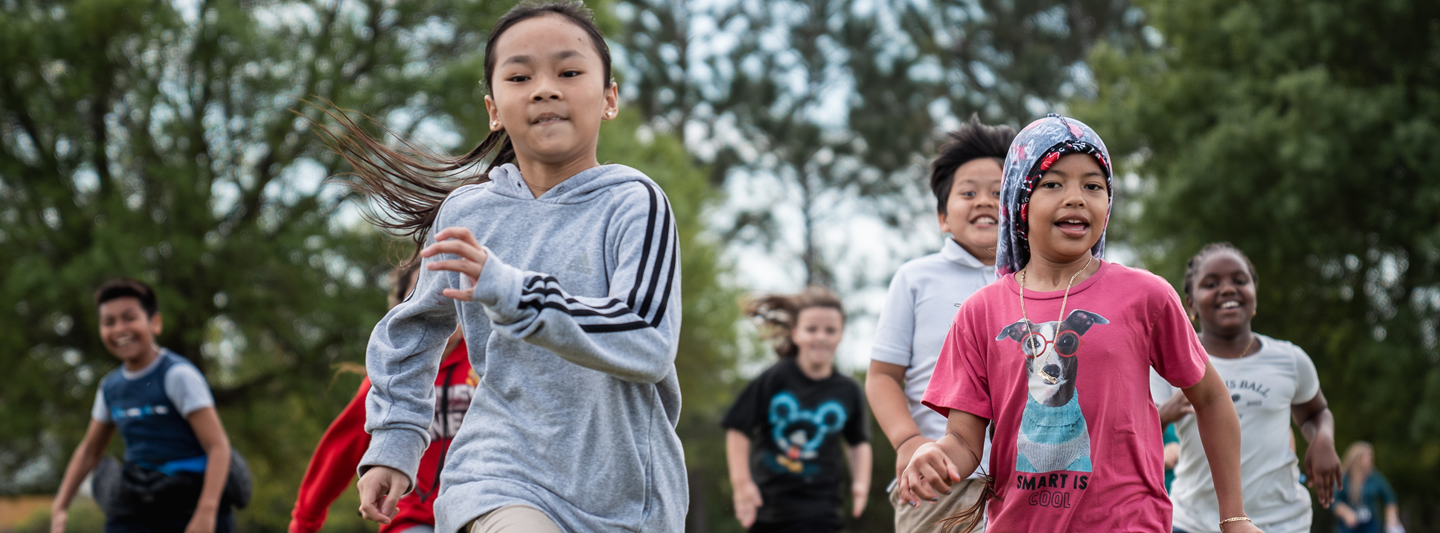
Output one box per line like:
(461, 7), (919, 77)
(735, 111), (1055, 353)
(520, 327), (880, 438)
(50, 278), (235, 533)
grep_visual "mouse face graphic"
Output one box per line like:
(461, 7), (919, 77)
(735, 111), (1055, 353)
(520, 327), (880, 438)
(766, 392), (847, 475)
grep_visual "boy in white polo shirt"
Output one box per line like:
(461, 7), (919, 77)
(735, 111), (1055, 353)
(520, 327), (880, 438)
(867, 115), (1014, 532)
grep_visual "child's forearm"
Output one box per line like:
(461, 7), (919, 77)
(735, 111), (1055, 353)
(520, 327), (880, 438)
(53, 441), (103, 512)
(1186, 365), (1247, 521)
(1299, 407), (1335, 444)
(725, 430), (754, 486)
(846, 442), (873, 489)
(938, 410), (988, 479)
(865, 362), (922, 447)
(1333, 502), (1355, 521)
(53, 421), (112, 513)
(196, 443), (232, 514)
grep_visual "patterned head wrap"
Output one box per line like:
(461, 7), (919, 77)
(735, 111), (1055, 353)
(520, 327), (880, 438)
(995, 113), (1114, 276)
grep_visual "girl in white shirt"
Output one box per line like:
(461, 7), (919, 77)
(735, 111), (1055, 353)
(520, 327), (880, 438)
(1156, 242), (1342, 533)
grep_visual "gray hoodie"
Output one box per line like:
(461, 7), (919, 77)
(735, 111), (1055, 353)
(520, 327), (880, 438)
(359, 163), (687, 532)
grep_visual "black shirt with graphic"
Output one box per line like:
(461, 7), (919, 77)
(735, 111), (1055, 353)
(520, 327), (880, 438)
(722, 358), (870, 523)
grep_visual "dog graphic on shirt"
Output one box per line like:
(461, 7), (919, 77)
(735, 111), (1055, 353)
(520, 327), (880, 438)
(996, 309), (1108, 473)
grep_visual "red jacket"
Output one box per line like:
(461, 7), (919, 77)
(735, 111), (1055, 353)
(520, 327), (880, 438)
(289, 342), (476, 533)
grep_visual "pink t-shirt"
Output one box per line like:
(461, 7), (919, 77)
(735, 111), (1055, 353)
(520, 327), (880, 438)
(923, 261), (1207, 532)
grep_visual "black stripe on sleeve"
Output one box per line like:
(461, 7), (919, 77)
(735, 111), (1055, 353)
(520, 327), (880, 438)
(522, 282), (628, 313)
(637, 192), (672, 318)
(648, 219), (679, 328)
(580, 321), (652, 333)
(626, 184), (659, 309)
(518, 300), (636, 318)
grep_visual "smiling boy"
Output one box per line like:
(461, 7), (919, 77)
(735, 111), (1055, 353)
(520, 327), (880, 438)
(866, 115), (1015, 532)
(50, 278), (234, 533)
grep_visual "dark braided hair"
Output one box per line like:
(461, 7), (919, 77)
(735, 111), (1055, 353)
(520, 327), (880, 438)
(1181, 242), (1259, 303)
(744, 286), (846, 359)
(929, 114), (1016, 214)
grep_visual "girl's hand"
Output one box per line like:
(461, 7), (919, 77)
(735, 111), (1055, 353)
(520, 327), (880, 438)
(1334, 504), (1358, 528)
(895, 436), (936, 481)
(1158, 390), (1194, 426)
(850, 481), (869, 517)
(1303, 435), (1341, 508)
(357, 466), (411, 524)
(421, 227), (488, 301)
(183, 508), (217, 533)
(898, 442), (961, 506)
(732, 479), (763, 528)
(49, 508), (66, 533)
(1222, 521), (1265, 533)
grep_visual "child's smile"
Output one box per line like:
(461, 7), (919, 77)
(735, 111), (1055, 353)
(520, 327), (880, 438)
(1190, 251), (1258, 334)
(940, 158), (1003, 263)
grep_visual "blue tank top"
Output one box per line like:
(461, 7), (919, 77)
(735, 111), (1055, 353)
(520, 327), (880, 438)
(101, 351), (207, 465)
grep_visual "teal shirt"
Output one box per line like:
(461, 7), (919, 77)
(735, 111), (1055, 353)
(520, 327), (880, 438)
(1336, 471), (1396, 523)
(1163, 424), (1179, 493)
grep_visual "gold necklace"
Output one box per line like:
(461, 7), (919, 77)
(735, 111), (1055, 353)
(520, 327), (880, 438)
(1018, 255), (1094, 384)
(1210, 333), (1257, 359)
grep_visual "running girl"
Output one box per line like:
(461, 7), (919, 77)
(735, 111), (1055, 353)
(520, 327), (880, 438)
(51, 279), (235, 533)
(324, 3), (686, 531)
(724, 287), (871, 532)
(899, 114), (1260, 533)
(1155, 243), (1341, 533)
(289, 263), (471, 533)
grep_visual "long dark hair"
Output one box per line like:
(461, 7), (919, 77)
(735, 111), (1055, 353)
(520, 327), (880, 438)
(744, 286), (846, 359)
(311, 1), (614, 260)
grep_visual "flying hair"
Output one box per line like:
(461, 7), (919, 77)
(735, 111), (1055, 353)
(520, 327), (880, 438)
(306, 1), (613, 262)
(1181, 242), (1259, 303)
(387, 261), (423, 309)
(930, 114), (1016, 214)
(744, 286), (846, 359)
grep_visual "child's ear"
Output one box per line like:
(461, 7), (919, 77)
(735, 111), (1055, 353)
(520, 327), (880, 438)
(484, 95), (502, 132)
(937, 211), (948, 233)
(602, 83), (619, 121)
(150, 312), (164, 336)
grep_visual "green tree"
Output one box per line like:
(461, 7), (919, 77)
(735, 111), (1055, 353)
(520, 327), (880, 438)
(1077, 0), (1440, 528)
(0, 0), (504, 527)
(0, 0), (721, 529)
(617, 0), (1147, 269)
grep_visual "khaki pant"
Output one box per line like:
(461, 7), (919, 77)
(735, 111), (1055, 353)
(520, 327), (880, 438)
(889, 477), (988, 533)
(466, 505), (562, 533)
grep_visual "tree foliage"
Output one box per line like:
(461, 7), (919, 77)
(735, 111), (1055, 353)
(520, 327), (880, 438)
(1, 0), (744, 530)
(1077, 0), (1440, 527)
(616, 0), (1143, 289)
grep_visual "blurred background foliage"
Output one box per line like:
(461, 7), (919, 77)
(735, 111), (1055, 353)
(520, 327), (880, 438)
(1, 0), (1437, 530)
